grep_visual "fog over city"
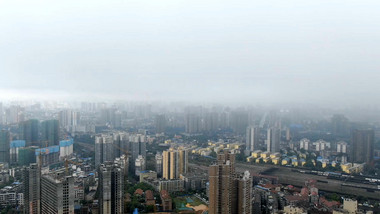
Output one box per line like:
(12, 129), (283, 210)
(1, 0), (380, 106)
(2, 1), (380, 213)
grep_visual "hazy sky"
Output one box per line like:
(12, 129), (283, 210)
(1, 0), (379, 106)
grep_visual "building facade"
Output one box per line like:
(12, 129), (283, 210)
(162, 148), (188, 180)
(351, 129), (374, 163)
(23, 163), (41, 214)
(98, 162), (124, 214)
(41, 173), (74, 214)
(246, 126), (260, 152)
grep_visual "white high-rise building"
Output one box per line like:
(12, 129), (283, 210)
(337, 141), (347, 153)
(246, 126), (260, 152)
(267, 127), (280, 153)
(299, 138), (310, 151)
(135, 155), (146, 176)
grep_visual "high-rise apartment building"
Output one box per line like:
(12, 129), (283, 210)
(10, 140), (26, 164)
(0, 130), (10, 163)
(237, 171), (253, 214)
(162, 148), (188, 180)
(230, 111), (249, 134)
(135, 155), (146, 176)
(95, 135), (114, 167)
(208, 150), (252, 214)
(98, 162), (124, 214)
(203, 112), (218, 132)
(155, 152), (163, 177)
(41, 120), (60, 147)
(336, 141), (347, 154)
(113, 132), (129, 159)
(130, 134), (146, 171)
(23, 163), (41, 214)
(209, 151), (237, 214)
(155, 114), (166, 133)
(267, 127), (280, 153)
(185, 113), (201, 134)
(331, 114), (350, 137)
(6, 105), (23, 124)
(41, 172), (74, 214)
(299, 138), (310, 151)
(246, 126), (260, 152)
(20, 119), (39, 146)
(351, 129), (374, 163)
(59, 110), (80, 131)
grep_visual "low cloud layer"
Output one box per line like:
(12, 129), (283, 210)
(1, 0), (379, 106)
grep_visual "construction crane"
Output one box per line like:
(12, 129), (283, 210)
(37, 140), (51, 168)
(111, 143), (130, 157)
(64, 158), (83, 173)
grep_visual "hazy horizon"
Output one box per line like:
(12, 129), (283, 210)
(1, 0), (380, 106)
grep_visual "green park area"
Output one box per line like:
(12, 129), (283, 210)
(173, 195), (208, 213)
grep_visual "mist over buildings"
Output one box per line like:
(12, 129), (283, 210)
(1, 0), (380, 107)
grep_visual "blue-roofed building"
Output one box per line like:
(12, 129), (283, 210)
(35, 145), (60, 167)
(59, 139), (74, 160)
(10, 140), (25, 148)
(10, 140), (26, 164)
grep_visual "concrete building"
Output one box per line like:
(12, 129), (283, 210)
(337, 141), (347, 154)
(155, 152), (163, 177)
(267, 127), (280, 153)
(209, 150), (252, 214)
(351, 130), (374, 163)
(209, 151), (237, 214)
(18, 146), (37, 166)
(41, 172), (74, 214)
(0, 130), (10, 164)
(112, 132), (129, 159)
(158, 179), (185, 192)
(300, 138), (310, 151)
(315, 140), (330, 152)
(246, 126), (260, 152)
(23, 163), (41, 214)
(59, 139), (74, 161)
(58, 109), (80, 132)
(41, 120), (60, 147)
(237, 171), (252, 214)
(10, 140), (25, 164)
(95, 135), (114, 167)
(130, 134), (147, 171)
(155, 114), (166, 133)
(162, 148), (188, 180)
(139, 170), (157, 182)
(98, 162), (124, 214)
(343, 198), (358, 214)
(19, 119), (39, 146)
(135, 155), (146, 176)
(35, 145), (60, 167)
(185, 113), (201, 134)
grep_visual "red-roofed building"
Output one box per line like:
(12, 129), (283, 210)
(145, 190), (155, 206)
(160, 190), (172, 211)
(134, 188), (143, 196)
(319, 197), (340, 210)
(300, 187), (309, 197)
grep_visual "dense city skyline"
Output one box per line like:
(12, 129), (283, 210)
(1, 0), (380, 213)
